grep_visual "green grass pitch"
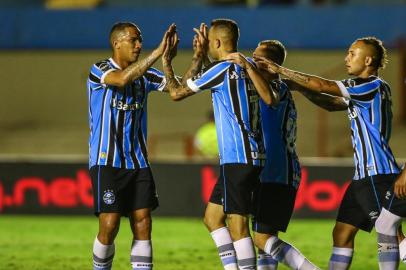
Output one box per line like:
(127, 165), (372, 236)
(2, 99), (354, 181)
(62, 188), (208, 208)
(1, 216), (404, 270)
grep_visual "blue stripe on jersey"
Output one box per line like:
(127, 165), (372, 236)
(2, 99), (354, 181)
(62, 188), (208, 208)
(87, 58), (165, 169)
(188, 61), (265, 166)
(340, 76), (399, 179)
(259, 80), (301, 188)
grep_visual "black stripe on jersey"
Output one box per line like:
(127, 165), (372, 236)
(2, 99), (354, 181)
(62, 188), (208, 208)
(350, 89), (378, 101)
(145, 71), (163, 84)
(95, 60), (112, 73)
(199, 62), (228, 90)
(129, 84), (140, 168)
(116, 100), (126, 167)
(364, 126), (378, 174)
(89, 72), (101, 84)
(228, 65), (252, 164)
(350, 127), (362, 178)
(106, 112), (116, 166)
(353, 114), (368, 177)
(95, 90), (108, 163)
(381, 83), (389, 139)
(137, 109), (149, 163)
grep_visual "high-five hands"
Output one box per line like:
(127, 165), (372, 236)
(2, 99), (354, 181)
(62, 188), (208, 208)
(162, 24), (179, 64)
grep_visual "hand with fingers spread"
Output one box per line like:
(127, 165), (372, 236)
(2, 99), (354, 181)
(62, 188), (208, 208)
(394, 169), (406, 199)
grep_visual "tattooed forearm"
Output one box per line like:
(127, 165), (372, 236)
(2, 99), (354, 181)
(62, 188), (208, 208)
(122, 50), (160, 82)
(181, 54), (204, 84)
(279, 67), (310, 85)
(300, 90), (347, 112)
(163, 60), (195, 101)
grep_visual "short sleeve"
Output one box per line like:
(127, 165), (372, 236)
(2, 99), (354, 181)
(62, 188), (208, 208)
(144, 67), (166, 92)
(336, 78), (380, 102)
(88, 61), (117, 90)
(186, 61), (230, 93)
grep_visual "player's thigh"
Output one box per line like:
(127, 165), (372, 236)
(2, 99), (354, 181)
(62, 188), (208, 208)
(221, 163), (261, 215)
(252, 183), (296, 234)
(336, 178), (383, 232)
(125, 167), (159, 214)
(90, 165), (130, 215)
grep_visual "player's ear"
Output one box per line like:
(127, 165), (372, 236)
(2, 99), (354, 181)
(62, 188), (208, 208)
(113, 39), (120, 50)
(365, 56), (373, 67)
(214, 39), (221, 49)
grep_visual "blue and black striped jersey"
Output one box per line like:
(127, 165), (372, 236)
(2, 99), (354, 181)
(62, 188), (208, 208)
(260, 80), (301, 188)
(87, 58), (165, 169)
(336, 75), (400, 180)
(187, 60), (265, 166)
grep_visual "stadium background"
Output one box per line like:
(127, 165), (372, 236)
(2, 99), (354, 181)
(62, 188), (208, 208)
(0, 0), (406, 269)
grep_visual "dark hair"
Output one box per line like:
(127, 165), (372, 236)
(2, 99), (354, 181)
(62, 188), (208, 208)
(210, 19), (239, 45)
(109, 22), (139, 47)
(257, 40), (286, 65)
(356, 36), (388, 69)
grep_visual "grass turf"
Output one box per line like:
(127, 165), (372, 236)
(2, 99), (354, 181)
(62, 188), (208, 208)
(0, 216), (403, 270)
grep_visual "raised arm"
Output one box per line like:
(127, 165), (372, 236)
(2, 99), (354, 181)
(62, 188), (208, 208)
(104, 24), (176, 88)
(227, 52), (277, 105)
(256, 56), (343, 97)
(285, 80), (348, 112)
(163, 25), (207, 101)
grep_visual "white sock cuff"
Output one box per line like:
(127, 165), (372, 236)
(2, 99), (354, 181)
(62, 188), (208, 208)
(211, 227), (233, 246)
(376, 208), (402, 236)
(332, 247), (353, 257)
(234, 237), (256, 258)
(94, 236), (115, 258)
(264, 236), (279, 255)
(131, 240), (152, 256)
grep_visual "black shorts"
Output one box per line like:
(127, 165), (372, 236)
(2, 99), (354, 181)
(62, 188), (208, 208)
(252, 183), (297, 234)
(209, 163), (262, 215)
(337, 174), (397, 232)
(90, 165), (159, 216)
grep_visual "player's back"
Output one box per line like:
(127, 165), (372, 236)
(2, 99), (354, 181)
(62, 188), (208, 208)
(260, 79), (300, 187)
(188, 60), (265, 166)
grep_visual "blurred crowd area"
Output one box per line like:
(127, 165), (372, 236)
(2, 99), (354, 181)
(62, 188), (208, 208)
(0, 0), (404, 9)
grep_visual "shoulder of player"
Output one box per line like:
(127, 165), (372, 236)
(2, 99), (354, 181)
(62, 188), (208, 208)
(203, 60), (231, 72)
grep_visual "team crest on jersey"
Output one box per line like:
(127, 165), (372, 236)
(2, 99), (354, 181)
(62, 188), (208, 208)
(103, 190), (116, 205)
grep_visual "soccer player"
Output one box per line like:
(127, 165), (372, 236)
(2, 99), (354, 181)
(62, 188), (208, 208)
(162, 19), (274, 270)
(256, 37), (404, 270)
(87, 22), (176, 270)
(227, 41), (319, 270)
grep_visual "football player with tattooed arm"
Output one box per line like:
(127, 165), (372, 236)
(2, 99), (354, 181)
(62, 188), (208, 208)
(87, 22), (178, 270)
(162, 19), (274, 270)
(257, 36), (406, 270)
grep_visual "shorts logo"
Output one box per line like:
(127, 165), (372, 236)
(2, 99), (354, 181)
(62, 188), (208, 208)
(369, 211), (379, 220)
(103, 190), (115, 205)
(386, 191), (392, 200)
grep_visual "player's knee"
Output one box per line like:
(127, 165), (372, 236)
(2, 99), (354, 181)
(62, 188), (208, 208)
(133, 216), (152, 238)
(98, 219), (120, 244)
(227, 215), (249, 240)
(203, 213), (224, 231)
(332, 223), (357, 247)
(253, 233), (270, 250)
